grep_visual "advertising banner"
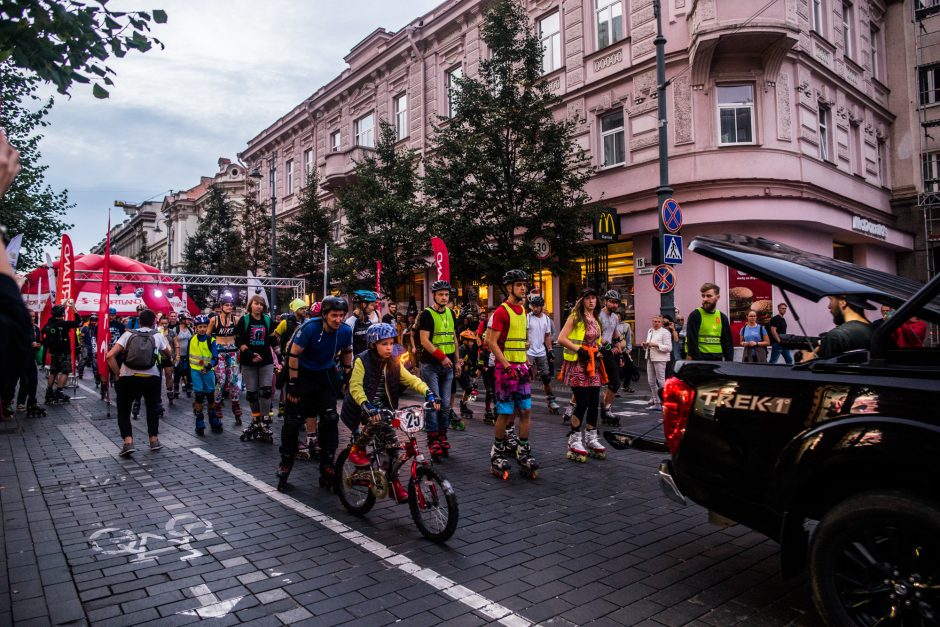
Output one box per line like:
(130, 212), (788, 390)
(430, 237), (450, 282)
(96, 218), (112, 383)
(60, 234), (77, 374)
(727, 268), (773, 346)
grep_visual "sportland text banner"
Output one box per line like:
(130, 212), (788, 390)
(430, 237), (450, 283)
(59, 234), (77, 375)
(96, 217), (112, 385)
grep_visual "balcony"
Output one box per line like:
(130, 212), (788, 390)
(688, 0), (799, 88)
(322, 146), (375, 190)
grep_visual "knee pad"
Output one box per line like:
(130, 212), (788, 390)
(540, 373), (552, 386)
(246, 390), (259, 403)
(260, 387), (272, 399)
(194, 392), (206, 404)
(321, 408), (339, 427)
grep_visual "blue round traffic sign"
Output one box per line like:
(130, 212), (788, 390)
(652, 264), (676, 293)
(662, 198), (682, 234)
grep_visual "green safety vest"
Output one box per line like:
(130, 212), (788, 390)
(562, 317), (604, 361)
(189, 335), (213, 369)
(696, 307), (723, 354)
(425, 307), (456, 355)
(500, 303), (528, 364)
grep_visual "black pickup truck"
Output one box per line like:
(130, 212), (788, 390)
(656, 236), (940, 627)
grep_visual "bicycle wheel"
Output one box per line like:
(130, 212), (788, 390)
(336, 447), (376, 516)
(409, 465), (458, 542)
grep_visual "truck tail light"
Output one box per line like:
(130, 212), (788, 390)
(662, 377), (695, 456)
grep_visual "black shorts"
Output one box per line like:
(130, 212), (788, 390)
(49, 352), (72, 376)
(602, 351), (621, 391)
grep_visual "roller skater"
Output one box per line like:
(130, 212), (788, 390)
(274, 299), (309, 421)
(279, 296), (353, 493)
(477, 316), (497, 425)
(417, 281), (460, 459)
(525, 293), (559, 415)
(208, 293), (242, 427)
(584, 428), (607, 460)
(599, 290), (627, 424)
(237, 295), (278, 444)
(173, 314), (193, 400)
(41, 301), (82, 404)
(188, 315), (219, 436)
(566, 430), (588, 463)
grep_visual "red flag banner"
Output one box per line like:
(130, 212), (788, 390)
(59, 234), (77, 375)
(97, 217), (112, 383)
(430, 237), (450, 283)
(376, 260), (382, 297)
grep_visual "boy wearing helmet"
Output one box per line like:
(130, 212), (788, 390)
(526, 293), (559, 414)
(417, 280), (460, 458)
(340, 323), (439, 503)
(41, 299), (82, 404)
(599, 290), (625, 426)
(188, 315), (221, 435)
(345, 290), (378, 354)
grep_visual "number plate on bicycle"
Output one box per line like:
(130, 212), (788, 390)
(395, 407), (424, 433)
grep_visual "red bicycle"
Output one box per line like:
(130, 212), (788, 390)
(336, 404), (459, 542)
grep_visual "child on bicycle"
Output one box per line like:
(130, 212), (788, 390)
(340, 323), (439, 502)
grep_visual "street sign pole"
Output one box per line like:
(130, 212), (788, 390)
(654, 0), (675, 320)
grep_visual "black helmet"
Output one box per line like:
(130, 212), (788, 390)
(603, 289), (621, 302)
(51, 304), (66, 318)
(502, 269), (527, 285)
(528, 293), (545, 307)
(430, 280), (451, 294)
(320, 295), (349, 315)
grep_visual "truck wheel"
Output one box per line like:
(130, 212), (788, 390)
(809, 490), (940, 627)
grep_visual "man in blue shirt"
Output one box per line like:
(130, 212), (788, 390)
(278, 296), (353, 492)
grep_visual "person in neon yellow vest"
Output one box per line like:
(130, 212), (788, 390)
(685, 282), (734, 361)
(486, 269), (539, 479)
(418, 280), (461, 459)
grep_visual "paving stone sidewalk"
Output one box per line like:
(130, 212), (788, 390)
(0, 375), (823, 626)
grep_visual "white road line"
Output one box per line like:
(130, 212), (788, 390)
(189, 447), (533, 627)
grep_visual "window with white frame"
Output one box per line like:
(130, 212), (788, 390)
(304, 149), (313, 178)
(394, 93), (408, 140)
(920, 65), (940, 106)
(812, 0), (824, 34)
(355, 112), (375, 148)
(286, 159), (294, 194)
(600, 110), (625, 167)
(842, 2), (854, 58)
(446, 66), (462, 117)
(539, 12), (562, 74)
(717, 85), (755, 145)
(877, 139), (887, 186)
(596, 0), (623, 50)
(870, 25), (881, 80)
(330, 130), (341, 152)
(923, 151), (940, 192)
(818, 107), (830, 161)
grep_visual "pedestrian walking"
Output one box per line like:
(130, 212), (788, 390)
(767, 303), (793, 364)
(642, 315), (672, 410)
(598, 290), (625, 426)
(173, 314), (193, 398)
(663, 314), (682, 378)
(740, 311), (770, 363)
(686, 282), (734, 361)
(236, 295), (278, 440)
(106, 308), (171, 456)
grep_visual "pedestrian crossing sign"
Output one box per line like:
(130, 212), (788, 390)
(663, 234), (683, 265)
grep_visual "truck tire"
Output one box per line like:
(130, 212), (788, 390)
(809, 489), (940, 627)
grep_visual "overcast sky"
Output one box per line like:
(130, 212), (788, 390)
(37, 0), (441, 257)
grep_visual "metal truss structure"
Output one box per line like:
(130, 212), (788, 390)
(71, 270), (306, 300)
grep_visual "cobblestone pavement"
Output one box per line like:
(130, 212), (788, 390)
(0, 374), (824, 626)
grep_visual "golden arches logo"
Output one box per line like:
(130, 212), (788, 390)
(596, 210), (617, 239)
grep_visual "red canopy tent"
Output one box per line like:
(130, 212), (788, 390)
(21, 254), (200, 318)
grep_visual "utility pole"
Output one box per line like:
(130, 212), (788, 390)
(654, 0), (675, 320)
(269, 150), (278, 313)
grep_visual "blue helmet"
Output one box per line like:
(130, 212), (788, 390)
(108, 307), (117, 316)
(219, 293), (234, 305)
(194, 314), (211, 326)
(353, 289), (378, 303)
(366, 323), (398, 347)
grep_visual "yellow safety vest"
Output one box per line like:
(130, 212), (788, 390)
(563, 316), (603, 361)
(501, 303), (528, 363)
(189, 335), (213, 369)
(697, 307), (723, 354)
(425, 307), (456, 355)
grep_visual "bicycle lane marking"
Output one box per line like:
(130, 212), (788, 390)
(188, 447), (534, 627)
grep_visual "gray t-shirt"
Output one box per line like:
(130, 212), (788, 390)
(599, 309), (620, 344)
(176, 327), (193, 357)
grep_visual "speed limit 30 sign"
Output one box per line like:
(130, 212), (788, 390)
(533, 236), (551, 260)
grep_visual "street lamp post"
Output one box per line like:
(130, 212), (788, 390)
(251, 151), (278, 312)
(654, 0), (675, 320)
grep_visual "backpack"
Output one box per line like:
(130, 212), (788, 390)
(124, 329), (158, 370)
(41, 321), (71, 353)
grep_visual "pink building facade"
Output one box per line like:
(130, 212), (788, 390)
(239, 0), (915, 339)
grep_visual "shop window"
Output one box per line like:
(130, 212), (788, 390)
(539, 12), (562, 74)
(600, 111), (625, 167)
(355, 112), (375, 148)
(596, 0), (623, 50)
(564, 241), (634, 325)
(717, 85), (755, 145)
(530, 270), (554, 316)
(833, 242), (854, 263)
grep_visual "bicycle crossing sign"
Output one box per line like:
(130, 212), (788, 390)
(652, 264), (676, 293)
(663, 234), (683, 265)
(661, 198), (683, 234)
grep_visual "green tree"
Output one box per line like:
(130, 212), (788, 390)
(423, 0), (593, 287)
(183, 184), (242, 272)
(334, 121), (429, 299)
(0, 0), (166, 98)
(0, 62), (73, 269)
(237, 182), (271, 276)
(279, 167), (332, 297)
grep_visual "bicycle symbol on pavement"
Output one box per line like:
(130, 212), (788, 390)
(88, 513), (215, 564)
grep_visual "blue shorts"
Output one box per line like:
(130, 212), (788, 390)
(496, 396), (532, 415)
(191, 369), (216, 394)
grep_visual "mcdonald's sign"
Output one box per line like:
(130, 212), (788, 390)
(593, 207), (620, 241)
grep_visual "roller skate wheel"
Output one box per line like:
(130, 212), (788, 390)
(196, 428), (205, 436)
(240, 433), (248, 441)
(523, 469), (539, 479)
(491, 468), (510, 481)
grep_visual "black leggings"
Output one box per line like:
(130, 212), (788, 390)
(280, 368), (340, 469)
(16, 359), (38, 405)
(572, 386), (600, 429)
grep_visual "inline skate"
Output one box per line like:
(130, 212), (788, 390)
(490, 440), (512, 481)
(566, 431), (588, 463)
(26, 402), (46, 418)
(515, 439), (539, 479)
(584, 429), (607, 460)
(546, 394), (560, 415)
(562, 402), (574, 424)
(194, 411), (206, 436)
(600, 405), (620, 427)
(483, 409), (496, 425)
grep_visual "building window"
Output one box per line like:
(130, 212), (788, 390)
(870, 26), (881, 80)
(717, 85), (755, 145)
(304, 149), (313, 178)
(355, 112), (375, 148)
(446, 65), (462, 117)
(923, 151), (940, 192)
(877, 139), (887, 186)
(812, 0), (824, 34)
(394, 93), (408, 140)
(600, 110), (625, 167)
(596, 0), (623, 50)
(818, 107), (830, 161)
(330, 130), (341, 152)
(539, 11), (562, 74)
(920, 65), (940, 106)
(842, 2), (854, 58)
(286, 159), (294, 194)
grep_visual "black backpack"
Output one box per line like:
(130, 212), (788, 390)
(41, 321), (71, 353)
(123, 329), (158, 370)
